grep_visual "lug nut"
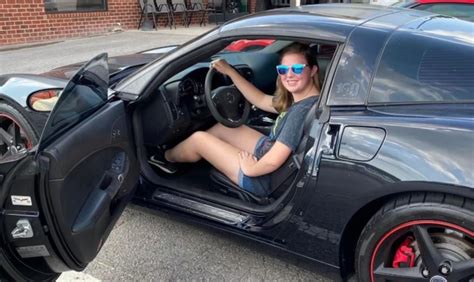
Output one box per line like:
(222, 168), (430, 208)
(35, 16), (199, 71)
(422, 268), (430, 278)
(439, 262), (452, 275)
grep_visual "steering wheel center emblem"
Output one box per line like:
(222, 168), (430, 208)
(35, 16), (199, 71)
(226, 93), (235, 104)
(430, 276), (447, 282)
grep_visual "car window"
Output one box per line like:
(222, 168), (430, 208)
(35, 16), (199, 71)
(413, 3), (474, 22)
(369, 29), (474, 104)
(39, 54), (109, 150)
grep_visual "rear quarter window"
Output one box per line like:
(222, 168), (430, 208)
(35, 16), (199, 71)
(369, 28), (474, 104)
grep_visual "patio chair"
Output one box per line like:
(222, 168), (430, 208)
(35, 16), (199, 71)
(153, 0), (175, 29)
(138, 0), (158, 30)
(170, 0), (195, 27)
(192, 0), (219, 26)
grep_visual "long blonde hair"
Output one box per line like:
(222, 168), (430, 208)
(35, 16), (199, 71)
(272, 43), (320, 113)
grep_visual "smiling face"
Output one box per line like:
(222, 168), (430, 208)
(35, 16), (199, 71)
(279, 52), (318, 99)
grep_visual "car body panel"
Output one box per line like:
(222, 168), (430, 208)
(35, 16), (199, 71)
(271, 104), (474, 269)
(0, 75), (67, 108)
(276, 15), (474, 271)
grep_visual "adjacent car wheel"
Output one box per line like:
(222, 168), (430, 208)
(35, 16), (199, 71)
(356, 193), (474, 282)
(0, 102), (38, 158)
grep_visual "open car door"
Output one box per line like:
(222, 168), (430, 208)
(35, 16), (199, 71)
(0, 53), (139, 280)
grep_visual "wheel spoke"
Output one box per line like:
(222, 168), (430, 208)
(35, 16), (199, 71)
(374, 263), (426, 282)
(0, 127), (13, 145)
(451, 258), (474, 281)
(12, 123), (21, 147)
(412, 225), (444, 271)
(8, 122), (21, 149)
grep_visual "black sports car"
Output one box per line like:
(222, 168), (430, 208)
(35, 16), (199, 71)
(1, 4), (473, 282)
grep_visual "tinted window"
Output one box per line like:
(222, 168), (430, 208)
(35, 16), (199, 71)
(414, 3), (474, 22)
(327, 27), (388, 106)
(39, 54), (108, 150)
(45, 0), (107, 12)
(369, 30), (474, 104)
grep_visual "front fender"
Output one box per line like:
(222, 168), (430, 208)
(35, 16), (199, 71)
(0, 74), (66, 108)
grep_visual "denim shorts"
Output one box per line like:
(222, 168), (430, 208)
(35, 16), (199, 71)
(238, 136), (273, 197)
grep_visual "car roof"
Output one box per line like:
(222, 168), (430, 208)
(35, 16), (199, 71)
(219, 4), (432, 41)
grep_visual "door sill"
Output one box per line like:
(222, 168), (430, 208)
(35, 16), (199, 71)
(152, 190), (248, 225)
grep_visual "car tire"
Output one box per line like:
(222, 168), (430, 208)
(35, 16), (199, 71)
(0, 102), (39, 157)
(356, 193), (474, 282)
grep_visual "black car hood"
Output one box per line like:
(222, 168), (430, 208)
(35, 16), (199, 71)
(42, 53), (164, 80)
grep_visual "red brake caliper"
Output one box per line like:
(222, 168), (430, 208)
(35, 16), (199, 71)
(392, 236), (416, 268)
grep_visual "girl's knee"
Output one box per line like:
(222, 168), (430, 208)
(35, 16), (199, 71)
(190, 131), (209, 143)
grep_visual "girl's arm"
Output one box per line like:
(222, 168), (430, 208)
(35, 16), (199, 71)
(239, 141), (292, 177)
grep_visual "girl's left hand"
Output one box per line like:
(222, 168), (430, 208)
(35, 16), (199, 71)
(239, 151), (257, 175)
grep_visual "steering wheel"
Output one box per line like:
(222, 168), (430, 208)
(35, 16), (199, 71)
(205, 67), (250, 128)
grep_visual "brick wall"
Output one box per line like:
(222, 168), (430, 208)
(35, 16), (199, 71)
(0, 0), (257, 46)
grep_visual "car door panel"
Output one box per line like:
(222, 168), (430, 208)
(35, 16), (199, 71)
(39, 100), (138, 267)
(1, 54), (139, 280)
(1, 155), (63, 280)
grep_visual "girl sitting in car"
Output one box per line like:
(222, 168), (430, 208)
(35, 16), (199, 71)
(150, 43), (320, 197)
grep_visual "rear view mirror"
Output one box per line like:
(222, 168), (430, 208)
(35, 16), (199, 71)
(28, 89), (62, 112)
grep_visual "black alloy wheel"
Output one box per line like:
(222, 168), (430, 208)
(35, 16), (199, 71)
(0, 102), (38, 158)
(356, 193), (474, 282)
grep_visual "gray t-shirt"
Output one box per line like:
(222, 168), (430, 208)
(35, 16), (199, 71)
(255, 96), (318, 158)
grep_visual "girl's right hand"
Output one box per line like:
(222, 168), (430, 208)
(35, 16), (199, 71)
(211, 59), (234, 76)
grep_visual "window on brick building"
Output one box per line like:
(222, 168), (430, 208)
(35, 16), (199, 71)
(44, 0), (107, 12)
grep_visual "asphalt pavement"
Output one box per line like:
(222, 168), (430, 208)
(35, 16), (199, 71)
(0, 27), (339, 281)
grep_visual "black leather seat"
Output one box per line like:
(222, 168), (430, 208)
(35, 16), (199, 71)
(210, 169), (271, 204)
(210, 148), (303, 204)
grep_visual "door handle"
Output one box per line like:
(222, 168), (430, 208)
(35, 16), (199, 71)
(96, 170), (124, 197)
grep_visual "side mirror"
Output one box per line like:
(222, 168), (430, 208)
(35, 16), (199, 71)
(28, 89), (62, 112)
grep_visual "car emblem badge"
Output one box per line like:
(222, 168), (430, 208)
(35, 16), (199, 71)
(430, 276), (447, 282)
(226, 93), (235, 104)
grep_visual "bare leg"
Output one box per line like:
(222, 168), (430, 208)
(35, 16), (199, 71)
(207, 123), (264, 153)
(165, 131), (241, 183)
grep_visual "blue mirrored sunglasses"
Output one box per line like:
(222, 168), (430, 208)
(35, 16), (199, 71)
(276, 64), (307, 75)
